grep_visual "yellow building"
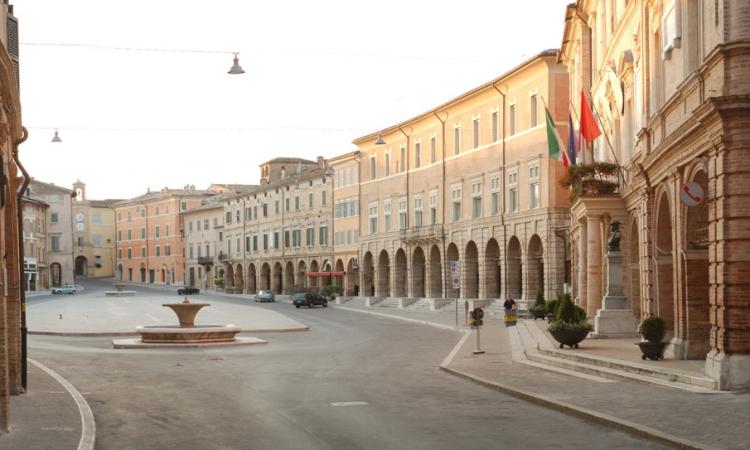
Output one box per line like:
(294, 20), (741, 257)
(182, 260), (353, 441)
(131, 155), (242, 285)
(71, 180), (120, 278)
(330, 151), (360, 295)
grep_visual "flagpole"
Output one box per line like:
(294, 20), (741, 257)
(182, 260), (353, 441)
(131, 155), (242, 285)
(585, 91), (623, 173)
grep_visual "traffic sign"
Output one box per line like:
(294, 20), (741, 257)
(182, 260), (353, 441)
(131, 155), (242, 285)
(680, 182), (704, 207)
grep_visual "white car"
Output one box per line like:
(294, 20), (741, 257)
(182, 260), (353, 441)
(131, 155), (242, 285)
(52, 284), (77, 295)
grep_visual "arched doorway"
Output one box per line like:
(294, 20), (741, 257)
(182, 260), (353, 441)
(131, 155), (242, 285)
(334, 259), (345, 293)
(140, 263), (146, 283)
(412, 247), (426, 298)
(464, 241), (479, 299)
(285, 261), (295, 293)
(160, 266), (166, 283)
(346, 258), (359, 296)
(446, 243), (459, 298)
(683, 169), (710, 358)
(225, 264), (235, 291)
(377, 250), (390, 297)
(50, 262), (62, 287)
(247, 264), (257, 293)
(655, 191), (675, 340)
(362, 252), (374, 296)
(272, 262), (283, 294)
(297, 261), (307, 290)
(394, 249), (407, 297)
(627, 216), (642, 320)
(429, 245), (442, 298)
(235, 263), (244, 292)
(309, 260), (320, 290)
(75, 256), (88, 277)
(507, 237), (522, 300)
(320, 260), (332, 288)
(260, 263), (271, 291)
(485, 239), (501, 299)
(527, 235), (544, 299)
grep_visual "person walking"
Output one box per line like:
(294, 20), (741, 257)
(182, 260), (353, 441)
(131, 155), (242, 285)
(503, 296), (517, 326)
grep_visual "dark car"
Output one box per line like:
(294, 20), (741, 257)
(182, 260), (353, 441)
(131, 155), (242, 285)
(255, 290), (275, 303)
(177, 285), (200, 295)
(292, 292), (328, 309)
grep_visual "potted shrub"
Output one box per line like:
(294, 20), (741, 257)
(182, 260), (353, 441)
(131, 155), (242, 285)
(320, 284), (341, 300)
(544, 298), (559, 322)
(548, 294), (592, 349)
(529, 292), (547, 320)
(637, 316), (667, 360)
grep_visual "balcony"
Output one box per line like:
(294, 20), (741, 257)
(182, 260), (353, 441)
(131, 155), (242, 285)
(217, 252), (228, 262)
(399, 224), (444, 244)
(561, 163), (622, 200)
(197, 256), (213, 265)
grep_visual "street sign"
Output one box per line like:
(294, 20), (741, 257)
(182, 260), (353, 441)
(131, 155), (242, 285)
(680, 182), (704, 207)
(450, 260), (460, 289)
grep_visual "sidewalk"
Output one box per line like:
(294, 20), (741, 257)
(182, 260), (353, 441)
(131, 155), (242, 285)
(328, 301), (750, 450)
(1, 359), (94, 450)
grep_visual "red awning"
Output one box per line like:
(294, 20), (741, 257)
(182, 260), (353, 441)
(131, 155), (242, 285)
(305, 271), (345, 277)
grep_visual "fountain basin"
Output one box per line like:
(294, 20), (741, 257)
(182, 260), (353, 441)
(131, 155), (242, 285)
(105, 291), (136, 297)
(162, 302), (211, 327)
(136, 324), (240, 344)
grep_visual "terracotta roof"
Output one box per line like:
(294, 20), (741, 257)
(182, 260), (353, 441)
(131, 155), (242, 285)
(113, 188), (215, 207)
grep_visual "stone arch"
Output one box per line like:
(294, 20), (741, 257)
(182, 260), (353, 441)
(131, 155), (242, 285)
(272, 262), (283, 294)
(655, 189), (676, 339)
(160, 265), (167, 284)
(683, 169), (710, 358)
(627, 214), (642, 320)
(362, 252), (374, 296)
(320, 259), (332, 288)
(225, 264), (235, 289)
(310, 260), (320, 290)
(527, 235), (544, 300)
(75, 256), (88, 277)
(412, 247), (426, 298)
(284, 261), (295, 293)
(260, 263), (271, 291)
(484, 238), (501, 299)
(507, 236), (522, 300)
(377, 250), (390, 297)
(247, 263), (257, 293)
(345, 258), (359, 296)
(446, 243), (459, 298)
(429, 245), (442, 298)
(297, 260), (307, 289)
(235, 263), (244, 292)
(334, 259), (345, 293)
(394, 248), (407, 297)
(464, 241), (479, 299)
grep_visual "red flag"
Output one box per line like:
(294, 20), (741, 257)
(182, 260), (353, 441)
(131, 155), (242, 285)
(580, 91), (601, 143)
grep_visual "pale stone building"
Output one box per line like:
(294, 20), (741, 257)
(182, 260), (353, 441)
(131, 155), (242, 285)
(27, 180), (74, 287)
(71, 180), (121, 278)
(330, 151), (360, 295)
(560, 0), (750, 390)
(21, 196), (47, 291)
(354, 50), (571, 310)
(220, 157), (334, 295)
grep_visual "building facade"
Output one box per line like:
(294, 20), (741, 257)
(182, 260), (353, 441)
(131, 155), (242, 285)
(354, 51), (571, 309)
(71, 180), (120, 278)
(560, 0), (750, 389)
(115, 187), (213, 285)
(27, 180), (74, 288)
(330, 151), (360, 295)
(20, 196), (47, 291)
(220, 157), (335, 295)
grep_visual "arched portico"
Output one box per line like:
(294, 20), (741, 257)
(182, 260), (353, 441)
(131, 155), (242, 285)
(484, 238), (501, 299)
(284, 261), (295, 293)
(260, 263), (271, 291)
(394, 249), (407, 297)
(507, 237), (522, 300)
(247, 263), (257, 293)
(429, 245), (442, 298)
(362, 252), (374, 296)
(412, 247), (426, 298)
(377, 250), (390, 297)
(446, 243), (459, 298)
(464, 241), (479, 299)
(527, 235), (544, 299)
(272, 262), (283, 294)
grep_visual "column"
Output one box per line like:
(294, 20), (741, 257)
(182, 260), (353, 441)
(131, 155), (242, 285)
(586, 215), (603, 319)
(577, 218), (588, 310)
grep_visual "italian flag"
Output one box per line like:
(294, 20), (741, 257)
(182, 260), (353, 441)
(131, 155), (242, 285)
(545, 106), (570, 168)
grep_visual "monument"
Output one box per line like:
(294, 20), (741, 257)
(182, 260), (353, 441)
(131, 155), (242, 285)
(592, 221), (639, 338)
(104, 282), (136, 297)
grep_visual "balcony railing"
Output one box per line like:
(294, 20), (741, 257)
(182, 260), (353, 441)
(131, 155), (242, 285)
(197, 256), (213, 265)
(562, 163), (622, 200)
(217, 252), (227, 262)
(399, 224), (444, 243)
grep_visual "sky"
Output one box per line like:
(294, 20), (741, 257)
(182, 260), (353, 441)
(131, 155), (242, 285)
(16, 0), (572, 200)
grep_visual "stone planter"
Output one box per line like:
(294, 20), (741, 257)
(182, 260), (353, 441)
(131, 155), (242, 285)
(529, 307), (547, 320)
(549, 327), (590, 349)
(637, 341), (667, 360)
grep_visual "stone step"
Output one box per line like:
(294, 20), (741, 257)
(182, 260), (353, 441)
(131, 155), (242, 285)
(536, 348), (718, 390)
(525, 351), (717, 393)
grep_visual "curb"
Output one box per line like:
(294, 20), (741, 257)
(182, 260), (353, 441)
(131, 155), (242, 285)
(438, 364), (717, 450)
(28, 358), (96, 450)
(29, 326), (310, 337)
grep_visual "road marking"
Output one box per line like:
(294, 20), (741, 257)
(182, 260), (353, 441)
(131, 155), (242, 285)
(41, 426), (75, 432)
(145, 313), (160, 323)
(330, 401), (369, 407)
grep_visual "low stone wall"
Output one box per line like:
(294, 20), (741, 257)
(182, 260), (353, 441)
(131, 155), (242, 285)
(398, 298), (419, 309)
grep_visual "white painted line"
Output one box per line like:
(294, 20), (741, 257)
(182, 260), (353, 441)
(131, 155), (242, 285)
(333, 305), (458, 332)
(144, 313), (160, 323)
(29, 358), (96, 450)
(440, 330), (472, 368)
(330, 401), (369, 407)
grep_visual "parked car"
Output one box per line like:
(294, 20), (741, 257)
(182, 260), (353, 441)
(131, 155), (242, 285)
(255, 290), (275, 303)
(177, 285), (200, 295)
(52, 284), (77, 295)
(292, 292), (328, 308)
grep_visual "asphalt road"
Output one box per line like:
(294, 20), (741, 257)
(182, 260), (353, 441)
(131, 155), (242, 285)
(26, 279), (666, 450)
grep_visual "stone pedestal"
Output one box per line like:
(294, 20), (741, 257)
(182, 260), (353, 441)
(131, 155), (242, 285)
(592, 251), (639, 338)
(705, 350), (750, 391)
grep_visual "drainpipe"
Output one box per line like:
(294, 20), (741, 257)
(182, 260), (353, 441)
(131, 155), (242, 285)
(432, 112), (447, 298)
(13, 126), (29, 391)
(492, 82), (508, 298)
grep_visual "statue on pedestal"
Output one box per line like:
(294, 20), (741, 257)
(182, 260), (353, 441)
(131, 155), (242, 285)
(607, 220), (621, 252)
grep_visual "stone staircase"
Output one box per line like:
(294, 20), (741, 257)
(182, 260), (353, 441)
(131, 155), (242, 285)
(375, 297), (401, 308)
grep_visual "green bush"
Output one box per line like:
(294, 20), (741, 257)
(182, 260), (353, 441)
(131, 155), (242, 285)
(639, 316), (666, 343)
(534, 292), (545, 307)
(548, 320), (593, 333)
(214, 277), (224, 287)
(545, 299), (559, 316)
(320, 284), (341, 298)
(555, 294), (584, 324)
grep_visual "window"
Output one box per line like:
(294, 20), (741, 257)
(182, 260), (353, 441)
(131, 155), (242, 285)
(156, 246), (161, 257)
(245, 236), (251, 252)
(414, 197), (423, 227)
(309, 192), (314, 209)
(454, 125), (461, 155)
(322, 191), (327, 206)
(530, 93), (538, 128)
(285, 197), (290, 211)
(236, 209), (241, 222)
(306, 225), (315, 246)
(430, 136), (437, 164)
(140, 227), (146, 239)
(398, 198), (407, 230)
(490, 175), (501, 215)
(293, 229), (301, 247)
(509, 103), (517, 135)
(92, 234), (102, 246)
(181, 201), (187, 211)
(319, 223), (328, 246)
(529, 165), (540, 209)
(295, 196), (300, 211)
(471, 181), (482, 218)
(118, 249), (122, 259)
(141, 247), (146, 257)
(118, 230), (122, 241)
(155, 225), (160, 238)
(127, 248), (132, 259)
(155, 206), (160, 215)
(51, 213), (58, 224)
(385, 150), (391, 176)
(369, 203), (378, 234)
(203, 219), (209, 230)
(273, 231), (280, 249)
(253, 235), (258, 251)
(370, 156), (377, 180)
(50, 235), (60, 252)
(165, 245), (170, 256)
(225, 211), (232, 224)
(415, 142), (421, 168)
(189, 221), (193, 232)
(275, 200), (279, 214)
(284, 229), (290, 248)
(508, 171), (518, 213)
(127, 212), (132, 221)
(452, 185), (462, 222)
(127, 229), (132, 240)
(262, 233), (268, 250)
(662, 0), (680, 57)
(473, 118), (480, 148)
(400, 146), (406, 172)
(384, 200), (391, 232)
(429, 190), (438, 225)
(262, 203), (268, 217)
(492, 110), (499, 142)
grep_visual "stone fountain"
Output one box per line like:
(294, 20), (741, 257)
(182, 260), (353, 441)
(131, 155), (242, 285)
(104, 282), (136, 297)
(112, 298), (266, 349)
